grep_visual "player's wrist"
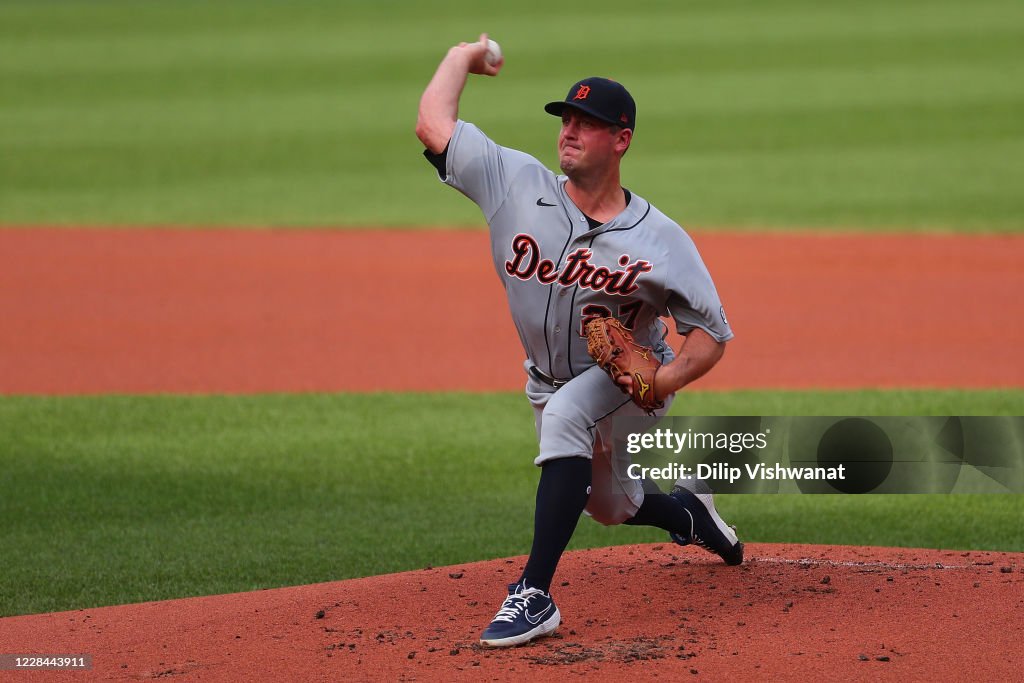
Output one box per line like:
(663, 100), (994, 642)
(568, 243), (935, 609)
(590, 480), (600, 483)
(654, 363), (684, 401)
(447, 43), (483, 71)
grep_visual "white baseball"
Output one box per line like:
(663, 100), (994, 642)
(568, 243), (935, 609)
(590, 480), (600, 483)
(485, 39), (502, 66)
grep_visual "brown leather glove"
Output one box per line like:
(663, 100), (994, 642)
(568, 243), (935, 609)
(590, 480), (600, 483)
(585, 317), (664, 412)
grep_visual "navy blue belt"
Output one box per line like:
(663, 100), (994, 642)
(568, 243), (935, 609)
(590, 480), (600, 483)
(529, 365), (569, 389)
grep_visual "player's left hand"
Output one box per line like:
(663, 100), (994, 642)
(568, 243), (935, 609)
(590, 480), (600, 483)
(586, 317), (664, 412)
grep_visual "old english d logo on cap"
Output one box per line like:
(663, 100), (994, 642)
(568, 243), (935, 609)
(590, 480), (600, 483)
(544, 77), (637, 131)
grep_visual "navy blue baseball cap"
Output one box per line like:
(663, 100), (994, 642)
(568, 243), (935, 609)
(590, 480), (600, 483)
(544, 77), (636, 131)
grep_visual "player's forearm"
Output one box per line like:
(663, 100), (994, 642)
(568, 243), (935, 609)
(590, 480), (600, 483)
(416, 47), (473, 153)
(656, 328), (726, 398)
(417, 35), (502, 153)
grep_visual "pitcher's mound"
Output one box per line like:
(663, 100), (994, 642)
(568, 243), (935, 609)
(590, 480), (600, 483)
(1, 543), (1021, 680)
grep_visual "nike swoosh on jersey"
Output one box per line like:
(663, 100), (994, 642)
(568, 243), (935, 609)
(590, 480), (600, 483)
(525, 604), (552, 624)
(536, 198), (556, 207)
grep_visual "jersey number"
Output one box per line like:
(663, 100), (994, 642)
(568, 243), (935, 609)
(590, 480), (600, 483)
(579, 301), (643, 336)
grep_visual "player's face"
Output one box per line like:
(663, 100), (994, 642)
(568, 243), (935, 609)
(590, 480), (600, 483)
(557, 109), (626, 177)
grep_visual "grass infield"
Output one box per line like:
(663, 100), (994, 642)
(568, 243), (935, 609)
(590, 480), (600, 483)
(1, 389), (1021, 617)
(1, 0), (1022, 230)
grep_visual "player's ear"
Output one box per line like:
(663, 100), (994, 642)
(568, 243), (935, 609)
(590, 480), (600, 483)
(615, 127), (632, 157)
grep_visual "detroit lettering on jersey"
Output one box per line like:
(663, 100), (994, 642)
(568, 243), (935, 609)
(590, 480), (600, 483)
(504, 233), (652, 295)
(429, 120), (734, 379)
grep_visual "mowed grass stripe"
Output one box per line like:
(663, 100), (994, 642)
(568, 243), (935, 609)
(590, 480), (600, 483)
(1, 0), (1022, 229)
(1, 0), (1019, 55)
(4, 23), (1022, 102)
(1, 390), (1022, 616)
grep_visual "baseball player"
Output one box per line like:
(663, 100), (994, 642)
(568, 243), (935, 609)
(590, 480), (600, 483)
(416, 34), (742, 648)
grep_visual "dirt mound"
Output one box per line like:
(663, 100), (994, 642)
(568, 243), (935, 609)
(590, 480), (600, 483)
(1, 543), (1021, 680)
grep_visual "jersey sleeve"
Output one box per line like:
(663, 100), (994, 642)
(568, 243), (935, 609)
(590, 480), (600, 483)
(662, 229), (735, 342)
(428, 120), (541, 222)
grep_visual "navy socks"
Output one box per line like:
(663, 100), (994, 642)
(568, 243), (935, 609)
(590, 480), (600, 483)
(519, 461), (694, 592)
(519, 457), (592, 592)
(623, 492), (691, 536)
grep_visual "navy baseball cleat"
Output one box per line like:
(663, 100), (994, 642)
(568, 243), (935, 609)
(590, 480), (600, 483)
(479, 580), (560, 648)
(668, 484), (744, 566)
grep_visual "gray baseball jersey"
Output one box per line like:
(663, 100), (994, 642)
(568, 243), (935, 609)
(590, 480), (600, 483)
(434, 119), (733, 378)
(426, 119), (733, 522)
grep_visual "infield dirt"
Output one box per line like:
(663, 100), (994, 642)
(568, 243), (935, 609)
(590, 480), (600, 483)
(1, 229), (1022, 394)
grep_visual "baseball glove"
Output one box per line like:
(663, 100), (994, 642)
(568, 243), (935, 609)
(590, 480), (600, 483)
(585, 317), (664, 412)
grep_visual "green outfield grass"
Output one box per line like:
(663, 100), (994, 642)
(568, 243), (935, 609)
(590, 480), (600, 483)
(1, 0), (1022, 230)
(1, 390), (1021, 617)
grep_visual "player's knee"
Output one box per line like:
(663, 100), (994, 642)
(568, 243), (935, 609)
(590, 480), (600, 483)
(585, 495), (636, 526)
(588, 508), (631, 526)
(588, 506), (633, 526)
